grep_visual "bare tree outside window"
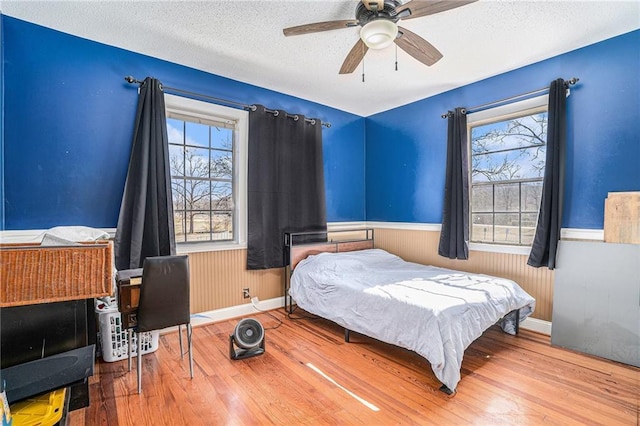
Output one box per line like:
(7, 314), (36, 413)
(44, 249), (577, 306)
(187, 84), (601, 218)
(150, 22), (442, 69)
(168, 117), (235, 243)
(470, 110), (548, 245)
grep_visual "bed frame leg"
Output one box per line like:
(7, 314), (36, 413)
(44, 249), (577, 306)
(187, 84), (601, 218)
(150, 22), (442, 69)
(286, 295), (293, 314)
(439, 384), (455, 395)
(515, 309), (520, 334)
(284, 265), (295, 314)
(344, 329), (350, 343)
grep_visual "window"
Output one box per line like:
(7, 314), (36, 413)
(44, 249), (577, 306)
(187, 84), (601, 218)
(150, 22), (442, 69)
(165, 95), (248, 251)
(468, 96), (548, 247)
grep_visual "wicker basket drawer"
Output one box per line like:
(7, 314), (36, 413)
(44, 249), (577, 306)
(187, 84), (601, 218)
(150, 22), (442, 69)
(0, 242), (113, 307)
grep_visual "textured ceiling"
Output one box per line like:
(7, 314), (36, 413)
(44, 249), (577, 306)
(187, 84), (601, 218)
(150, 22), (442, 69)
(2, 0), (639, 116)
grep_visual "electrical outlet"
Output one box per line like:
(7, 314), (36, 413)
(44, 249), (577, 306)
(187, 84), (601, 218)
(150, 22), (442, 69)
(243, 288), (250, 299)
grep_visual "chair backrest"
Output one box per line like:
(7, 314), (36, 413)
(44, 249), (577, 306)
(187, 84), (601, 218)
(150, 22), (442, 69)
(137, 255), (190, 333)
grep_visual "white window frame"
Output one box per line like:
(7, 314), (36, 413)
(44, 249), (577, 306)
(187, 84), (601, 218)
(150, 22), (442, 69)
(164, 94), (248, 253)
(467, 94), (548, 255)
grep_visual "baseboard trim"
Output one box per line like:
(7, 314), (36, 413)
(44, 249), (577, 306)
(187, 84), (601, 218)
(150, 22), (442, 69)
(520, 317), (552, 335)
(188, 296), (285, 329)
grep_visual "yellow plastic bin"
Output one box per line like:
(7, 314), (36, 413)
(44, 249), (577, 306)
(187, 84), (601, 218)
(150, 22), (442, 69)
(9, 388), (66, 426)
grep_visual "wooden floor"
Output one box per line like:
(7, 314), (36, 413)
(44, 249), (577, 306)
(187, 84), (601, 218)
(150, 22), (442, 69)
(70, 309), (639, 425)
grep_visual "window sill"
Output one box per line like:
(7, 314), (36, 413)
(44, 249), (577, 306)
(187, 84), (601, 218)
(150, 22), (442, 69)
(176, 241), (247, 254)
(469, 242), (532, 256)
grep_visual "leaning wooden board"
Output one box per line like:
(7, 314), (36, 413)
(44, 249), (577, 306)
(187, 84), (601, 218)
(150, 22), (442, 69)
(604, 191), (640, 244)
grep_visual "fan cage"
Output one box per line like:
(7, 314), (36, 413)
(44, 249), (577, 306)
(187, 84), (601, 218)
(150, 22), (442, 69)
(234, 318), (264, 349)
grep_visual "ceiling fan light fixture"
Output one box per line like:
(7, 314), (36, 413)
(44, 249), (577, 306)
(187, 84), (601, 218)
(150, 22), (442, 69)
(360, 19), (398, 50)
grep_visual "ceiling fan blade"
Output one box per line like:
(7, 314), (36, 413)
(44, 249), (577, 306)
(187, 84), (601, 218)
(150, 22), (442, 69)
(339, 39), (369, 74)
(362, 0), (384, 11)
(283, 20), (359, 37)
(395, 26), (443, 66)
(396, 0), (478, 20)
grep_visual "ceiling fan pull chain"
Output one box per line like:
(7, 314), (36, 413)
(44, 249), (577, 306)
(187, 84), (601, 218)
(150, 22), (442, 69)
(395, 44), (398, 71)
(362, 57), (365, 83)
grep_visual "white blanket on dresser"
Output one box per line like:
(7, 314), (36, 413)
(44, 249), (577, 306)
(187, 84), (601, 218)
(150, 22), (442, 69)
(289, 249), (535, 392)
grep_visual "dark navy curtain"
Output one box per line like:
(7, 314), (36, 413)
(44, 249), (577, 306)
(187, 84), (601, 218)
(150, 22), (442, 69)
(528, 79), (567, 269)
(115, 77), (176, 270)
(438, 107), (469, 260)
(247, 106), (327, 270)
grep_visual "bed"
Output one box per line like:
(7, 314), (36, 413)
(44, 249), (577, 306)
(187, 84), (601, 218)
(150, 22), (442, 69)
(285, 229), (535, 394)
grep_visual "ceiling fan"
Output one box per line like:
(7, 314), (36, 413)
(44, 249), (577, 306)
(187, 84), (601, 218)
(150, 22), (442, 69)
(283, 0), (477, 74)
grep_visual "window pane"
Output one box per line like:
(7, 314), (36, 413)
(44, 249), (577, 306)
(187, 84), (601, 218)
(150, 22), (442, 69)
(169, 145), (185, 176)
(521, 213), (538, 245)
(212, 182), (232, 210)
(167, 119), (184, 145)
(171, 179), (185, 210)
(521, 181), (543, 211)
(212, 212), (233, 241)
(472, 185), (492, 212)
(183, 178), (211, 210)
(211, 127), (233, 150)
(471, 113), (547, 154)
(494, 213), (520, 244)
(173, 210), (186, 243)
(211, 150), (232, 180)
(185, 211), (211, 242)
(472, 147), (545, 182)
(494, 183), (519, 212)
(471, 213), (493, 243)
(520, 145), (546, 178)
(185, 121), (209, 148)
(179, 211), (234, 242)
(183, 147), (210, 178)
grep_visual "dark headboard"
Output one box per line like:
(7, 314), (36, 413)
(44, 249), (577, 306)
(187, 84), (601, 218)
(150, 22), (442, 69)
(285, 229), (374, 270)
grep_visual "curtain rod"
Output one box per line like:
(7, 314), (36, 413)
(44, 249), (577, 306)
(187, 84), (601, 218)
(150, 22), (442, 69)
(440, 77), (579, 119)
(125, 76), (331, 128)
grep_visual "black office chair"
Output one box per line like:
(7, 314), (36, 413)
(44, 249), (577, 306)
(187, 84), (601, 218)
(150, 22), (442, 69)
(129, 255), (193, 393)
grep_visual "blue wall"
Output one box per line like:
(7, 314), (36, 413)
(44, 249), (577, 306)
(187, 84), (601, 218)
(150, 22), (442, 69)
(0, 16), (5, 229)
(2, 15), (638, 231)
(366, 30), (640, 229)
(1, 16), (366, 230)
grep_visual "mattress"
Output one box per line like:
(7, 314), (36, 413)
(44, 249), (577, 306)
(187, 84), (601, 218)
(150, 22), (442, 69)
(289, 248), (535, 392)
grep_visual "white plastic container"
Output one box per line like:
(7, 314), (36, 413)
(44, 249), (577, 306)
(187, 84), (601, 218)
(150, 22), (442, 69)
(97, 303), (159, 363)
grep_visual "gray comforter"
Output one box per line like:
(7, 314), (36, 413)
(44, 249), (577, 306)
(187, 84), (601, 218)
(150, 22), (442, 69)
(289, 249), (535, 392)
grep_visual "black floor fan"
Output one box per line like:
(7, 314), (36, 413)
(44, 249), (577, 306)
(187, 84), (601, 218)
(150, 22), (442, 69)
(230, 318), (265, 360)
